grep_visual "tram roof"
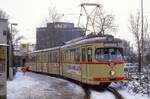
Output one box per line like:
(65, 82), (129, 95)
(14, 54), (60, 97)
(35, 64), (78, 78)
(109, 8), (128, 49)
(30, 35), (122, 53)
(30, 46), (60, 53)
(61, 35), (122, 48)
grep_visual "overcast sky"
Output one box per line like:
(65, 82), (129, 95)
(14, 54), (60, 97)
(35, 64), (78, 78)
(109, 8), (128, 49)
(0, 0), (150, 44)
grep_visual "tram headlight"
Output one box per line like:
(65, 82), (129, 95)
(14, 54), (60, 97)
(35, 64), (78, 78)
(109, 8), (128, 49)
(110, 70), (115, 76)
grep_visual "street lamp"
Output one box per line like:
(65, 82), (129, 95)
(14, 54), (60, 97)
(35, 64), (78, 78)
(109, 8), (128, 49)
(9, 23), (18, 80)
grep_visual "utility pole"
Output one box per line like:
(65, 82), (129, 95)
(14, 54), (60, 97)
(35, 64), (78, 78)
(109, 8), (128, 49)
(9, 23), (18, 80)
(140, 0), (144, 73)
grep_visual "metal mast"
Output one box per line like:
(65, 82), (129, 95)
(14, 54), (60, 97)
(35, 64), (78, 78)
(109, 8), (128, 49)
(78, 3), (102, 35)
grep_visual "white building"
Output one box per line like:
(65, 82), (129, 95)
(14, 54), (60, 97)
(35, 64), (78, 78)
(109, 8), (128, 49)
(0, 19), (8, 44)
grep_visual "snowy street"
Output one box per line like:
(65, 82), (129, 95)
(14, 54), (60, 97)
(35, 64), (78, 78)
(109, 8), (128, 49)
(7, 71), (149, 99)
(7, 71), (84, 99)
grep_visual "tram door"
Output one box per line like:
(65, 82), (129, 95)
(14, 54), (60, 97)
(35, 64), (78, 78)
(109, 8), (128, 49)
(0, 45), (7, 98)
(81, 46), (92, 83)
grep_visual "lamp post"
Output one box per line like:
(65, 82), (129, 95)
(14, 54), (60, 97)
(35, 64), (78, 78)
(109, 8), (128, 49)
(9, 23), (18, 80)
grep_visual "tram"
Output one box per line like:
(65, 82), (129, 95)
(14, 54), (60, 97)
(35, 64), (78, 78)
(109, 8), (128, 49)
(26, 35), (125, 86)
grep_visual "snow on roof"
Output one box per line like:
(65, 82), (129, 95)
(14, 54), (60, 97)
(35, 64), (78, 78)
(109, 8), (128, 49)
(30, 46), (60, 54)
(65, 36), (86, 44)
(30, 35), (122, 53)
(0, 44), (8, 46)
(61, 36), (122, 49)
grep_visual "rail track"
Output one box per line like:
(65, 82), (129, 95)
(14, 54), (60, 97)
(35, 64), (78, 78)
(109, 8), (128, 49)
(31, 71), (124, 99)
(106, 86), (124, 99)
(82, 86), (124, 99)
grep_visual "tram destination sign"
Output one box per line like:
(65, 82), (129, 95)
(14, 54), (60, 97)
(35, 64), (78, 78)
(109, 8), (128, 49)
(104, 43), (117, 47)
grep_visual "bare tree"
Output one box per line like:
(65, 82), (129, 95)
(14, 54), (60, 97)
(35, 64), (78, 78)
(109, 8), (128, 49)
(95, 11), (117, 35)
(0, 8), (9, 19)
(47, 6), (62, 23)
(78, 3), (117, 35)
(38, 4), (64, 48)
(129, 12), (150, 72)
(39, 4), (62, 27)
(11, 28), (24, 45)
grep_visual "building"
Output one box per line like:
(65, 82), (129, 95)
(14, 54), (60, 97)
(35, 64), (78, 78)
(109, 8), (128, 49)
(36, 22), (85, 50)
(0, 18), (8, 99)
(0, 19), (8, 44)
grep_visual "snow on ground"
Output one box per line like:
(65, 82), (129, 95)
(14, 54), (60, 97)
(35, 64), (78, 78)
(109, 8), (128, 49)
(90, 90), (115, 99)
(7, 71), (84, 99)
(110, 83), (149, 99)
(7, 71), (150, 99)
(119, 89), (149, 99)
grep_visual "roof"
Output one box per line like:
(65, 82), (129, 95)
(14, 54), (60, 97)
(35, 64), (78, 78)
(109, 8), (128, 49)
(0, 44), (8, 46)
(0, 18), (8, 21)
(31, 35), (122, 53)
(30, 46), (60, 54)
(62, 35), (122, 48)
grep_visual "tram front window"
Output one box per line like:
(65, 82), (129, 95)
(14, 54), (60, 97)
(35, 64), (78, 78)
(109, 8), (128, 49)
(95, 48), (123, 61)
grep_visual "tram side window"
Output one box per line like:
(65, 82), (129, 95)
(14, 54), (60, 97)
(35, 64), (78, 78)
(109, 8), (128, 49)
(40, 53), (42, 62)
(45, 53), (48, 62)
(34, 55), (37, 63)
(33, 55), (36, 63)
(29, 55), (31, 62)
(82, 48), (86, 61)
(75, 48), (80, 62)
(32, 55), (35, 62)
(70, 49), (76, 61)
(31, 55), (35, 62)
(41, 53), (44, 62)
(87, 48), (92, 62)
(53, 52), (57, 62)
(62, 51), (65, 62)
(70, 50), (74, 61)
(66, 50), (70, 61)
(60, 52), (63, 61)
(43, 53), (46, 62)
(63, 51), (66, 61)
(42, 53), (45, 62)
(44, 53), (46, 62)
(51, 52), (54, 62)
(37, 54), (40, 62)
(53, 52), (59, 62)
(48, 52), (51, 62)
